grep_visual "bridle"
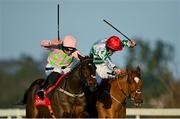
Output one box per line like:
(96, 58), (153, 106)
(110, 73), (142, 104)
(128, 75), (142, 102)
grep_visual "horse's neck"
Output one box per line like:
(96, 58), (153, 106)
(60, 64), (84, 93)
(111, 75), (129, 97)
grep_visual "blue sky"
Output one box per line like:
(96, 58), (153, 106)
(0, 0), (180, 76)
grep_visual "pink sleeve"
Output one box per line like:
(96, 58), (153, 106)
(40, 38), (62, 49)
(50, 38), (63, 45)
(41, 40), (51, 47)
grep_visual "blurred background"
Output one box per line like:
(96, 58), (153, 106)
(0, 0), (180, 110)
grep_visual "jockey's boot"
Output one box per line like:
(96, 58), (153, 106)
(98, 78), (112, 109)
(103, 81), (112, 109)
(37, 72), (61, 100)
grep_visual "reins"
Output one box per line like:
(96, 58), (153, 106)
(117, 75), (129, 98)
(110, 73), (130, 104)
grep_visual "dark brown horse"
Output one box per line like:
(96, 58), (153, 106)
(24, 55), (97, 118)
(95, 66), (143, 118)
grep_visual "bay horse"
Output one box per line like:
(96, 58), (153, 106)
(24, 55), (97, 118)
(96, 66), (143, 118)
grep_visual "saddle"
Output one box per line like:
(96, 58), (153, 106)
(34, 74), (67, 107)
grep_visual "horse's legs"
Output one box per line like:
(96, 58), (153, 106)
(96, 101), (108, 118)
(85, 88), (98, 118)
(77, 111), (89, 118)
(97, 101), (118, 118)
(71, 102), (89, 117)
(117, 105), (126, 118)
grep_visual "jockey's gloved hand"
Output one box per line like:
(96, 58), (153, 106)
(113, 67), (125, 75)
(129, 39), (136, 48)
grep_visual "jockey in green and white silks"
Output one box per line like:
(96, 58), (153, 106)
(89, 35), (136, 84)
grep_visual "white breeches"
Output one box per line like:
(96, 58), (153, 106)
(96, 63), (114, 78)
(95, 63), (114, 84)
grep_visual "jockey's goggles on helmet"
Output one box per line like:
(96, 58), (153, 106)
(63, 47), (76, 52)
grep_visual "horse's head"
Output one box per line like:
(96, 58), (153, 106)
(78, 55), (97, 91)
(126, 66), (143, 107)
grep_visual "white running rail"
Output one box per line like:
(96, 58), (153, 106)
(0, 108), (180, 119)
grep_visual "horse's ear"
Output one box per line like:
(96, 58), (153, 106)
(136, 66), (140, 73)
(78, 54), (84, 61)
(126, 66), (130, 74)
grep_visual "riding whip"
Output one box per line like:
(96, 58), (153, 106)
(57, 4), (60, 41)
(103, 19), (131, 41)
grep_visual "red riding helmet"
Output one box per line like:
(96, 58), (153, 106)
(106, 36), (123, 51)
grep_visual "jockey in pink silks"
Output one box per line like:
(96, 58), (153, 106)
(37, 35), (82, 100)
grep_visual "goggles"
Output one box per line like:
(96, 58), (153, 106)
(63, 47), (76, 52)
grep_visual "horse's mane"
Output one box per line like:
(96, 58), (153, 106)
(67, 56), (92, 76)
(69, 62), (81, 73)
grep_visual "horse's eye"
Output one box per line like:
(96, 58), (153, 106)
(134, 77), (140, 83)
